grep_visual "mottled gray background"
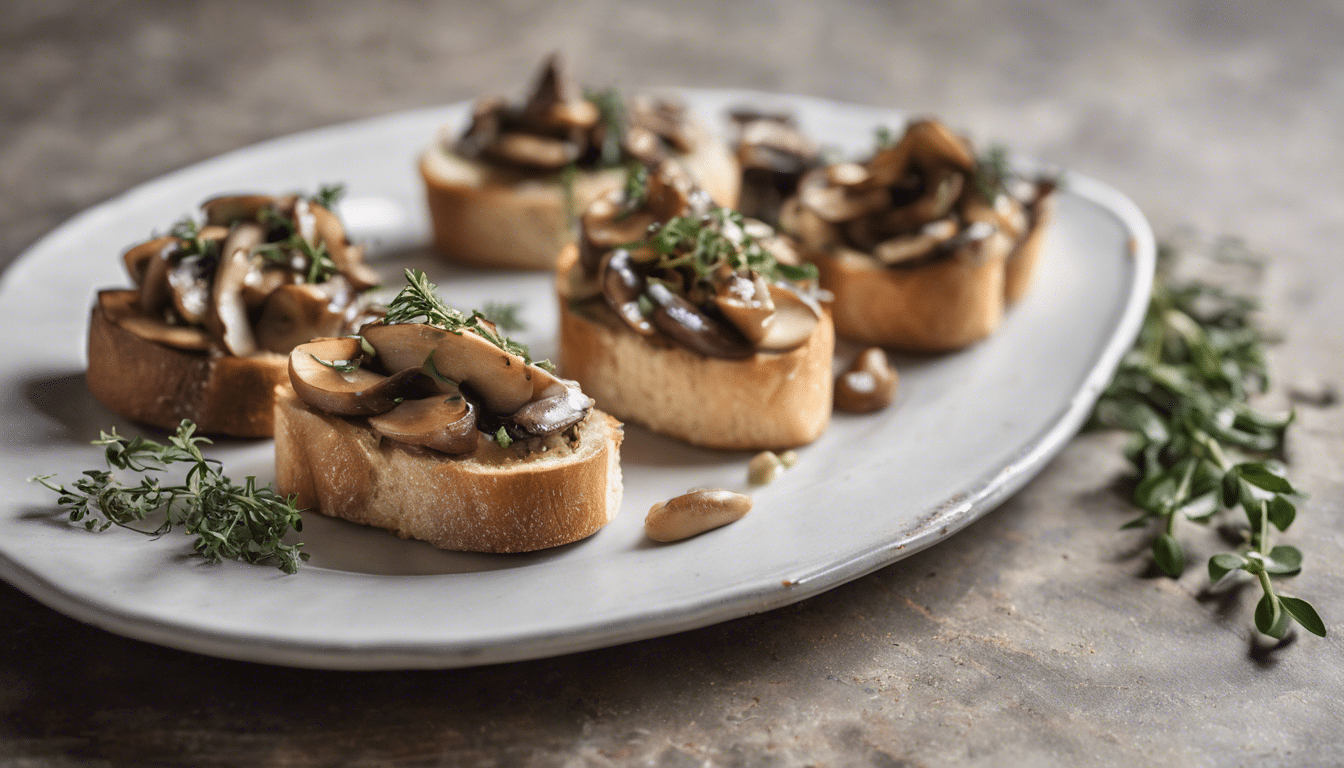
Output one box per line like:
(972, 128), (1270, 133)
(3, 1), (1343, 766)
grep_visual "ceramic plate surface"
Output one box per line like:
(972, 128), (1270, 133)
(0, 90), (1153, 669)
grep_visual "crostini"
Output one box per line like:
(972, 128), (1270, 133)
(87, 187), (381, 437)
(558, 162), (833, 450)
(779, 120), (1056, 352)
(420, 54), (740, 270)
(275, 270), (624, 552)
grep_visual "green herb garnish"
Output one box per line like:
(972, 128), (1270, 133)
(560, 163), (578, 231)
(1093, 242), (1324, 639)
(29, 421), (307, 574)
(481, 301), (526, 332)
(616, 162), (649, 220)
(494, 427), (513, 448)
(310, 183), (346, 210)
(586, 87), (626, 168)
(974, 144), (1013, 202)
(310, 353), (359, 374)
(638, 208), (818, 285)
(169, 218), (220, 261)
(874, 125), (895, 150)
(384, 269), (555, 372)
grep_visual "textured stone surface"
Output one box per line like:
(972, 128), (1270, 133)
(3, 1), (1343, 765)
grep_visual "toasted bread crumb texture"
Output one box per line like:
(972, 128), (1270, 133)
(87, 294), (286, 437)
(274, 387), (624, 553)
(556, 248), (833, 450)
(419, 120), (740, 270)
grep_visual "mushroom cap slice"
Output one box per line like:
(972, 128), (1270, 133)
(905, 119), (976, 173)
(600, 249), (655, 336)
(360, 322), (535, 415)
(166, 253), (212, 324)
(256, 283), (348, 354)
(207, 223), (265, 356)
(755, 284), (821, 353)
(713, 272), (776, 346)
(582, 195), (658, 250)
(136, 239), (177, 316)
(646, 282), (754, 360)
(485, 133), (580, 170)
(289, 337), (433, 416)
(201, 195), (278, 227)
(368, 394), (479, 455)
(99, 289), (211, 352)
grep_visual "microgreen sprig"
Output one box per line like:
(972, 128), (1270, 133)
(383, 269), (554, 371)
(639, 208), (818, 285)
(29, 421), (307, 574)
(1093, 243), (1324, 639)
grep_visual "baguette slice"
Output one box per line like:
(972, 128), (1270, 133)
(420, 122), (741, 270)
(274, 387), (625, 553)
(1004, 191), (1055, 305)
(556, 246), (834, 450)
(811, 236), (1012, 353)
(87, 289), (287, 437)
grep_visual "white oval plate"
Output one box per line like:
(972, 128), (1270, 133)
(0, 90), (1153, 669)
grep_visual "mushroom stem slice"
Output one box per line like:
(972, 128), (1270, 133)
(100, 289), (211, 352)
(310, 203), (380, 290)
(289, 337), (432, 417)
(122, 236), (178, 287)
(208, 223), (265, 356)
(360, 322), (535, 415)
(600, 249), (656, 336)
(368, 395), (479, 455)
(512, 383), (593, 437)
(136, 239), (179, 317)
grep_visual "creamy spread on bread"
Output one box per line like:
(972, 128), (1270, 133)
(450, 54), (700, 174)
(289, 271), (594, 458)
(107, 189), (380, 358)
(564, 161), (825, 360)
(779, 119), (1055, 270)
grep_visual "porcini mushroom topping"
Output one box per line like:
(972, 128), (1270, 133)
(575, 161), (823, 359)
(287, 271), (591, 457)
(107, 184), (380, 358)
(451, 54), (698, 174)
(731, 110), (819, 226)
(781, 119), (1058, 273)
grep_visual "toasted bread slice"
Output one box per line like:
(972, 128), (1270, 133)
(273, 387), (624, 553)
(420, 123), (740, 270)
(87, 290), (287, 437)
(1004, 191), (1055, 305)
(556, 246), (833, 450)
(812, 241), (1011, 353)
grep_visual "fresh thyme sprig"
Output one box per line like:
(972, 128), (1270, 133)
(974, 144), (1013, 202)
(169, 218), (220, 261)
(383, 269), (553, 371)
(1093, 243), (1324, 639)
(586, 87), (626, 168)
(639, 208), (818, 285)
(481, 301), (526, 332)
(29, 421), (307, 574)
(616, 162), (650, 220)
(255, 206), (339, 284)
(310, 183), (346, 210)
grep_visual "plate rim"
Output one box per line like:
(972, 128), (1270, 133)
(0, 89), (1155, 669)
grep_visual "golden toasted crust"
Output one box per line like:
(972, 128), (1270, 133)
(811, 237), (1012, 353)
(1004, 192), (1055, 305)
(420, 122), (741, 270)
(273, 387), (624, 553)
(556, 246), (833, 450)
(86, 290), (287, 437)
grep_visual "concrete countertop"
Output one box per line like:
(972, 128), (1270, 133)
(2, 1), (1341, 765)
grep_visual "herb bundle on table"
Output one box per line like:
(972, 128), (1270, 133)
(1093, 242), (1325, 639)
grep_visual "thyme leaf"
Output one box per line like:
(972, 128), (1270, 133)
(29, 421), (307, 574)
(636, 208), (818, 285)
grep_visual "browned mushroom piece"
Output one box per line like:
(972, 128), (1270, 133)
(713, 272), (775, 346)
(136, 241), (176, 317)
(201, 194), (278, 227)
(511, 382), (594, 437)
(622, 126), (665, 163)
(289, 337), (433, 416)
(905, 119), (976, 173)
(367, 393), (479, 455)
(834, 347), (899, 413)
(122, 236), (178, 287)
(755, 284), (821, 353)
(309, 202), (380, 290)
(600, 249), (655, 336)
(629, 95), (695, 153)
(522, 53), (583, 124)
(865, 140), (914, 187)
(207, 223), (265, 356)
(645, 282), (754, 360)
(166, 254), (213, 325)
(100, 289), (212, 352)
(778, 197), (841, 252)
(872, 218), (958, 266)
(360, 322), (535, 415)
(241, 263), (293, 311)
(255, 284), (348, 354)
(582, 195), (658, 249)
(485, 133), (579, 170)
